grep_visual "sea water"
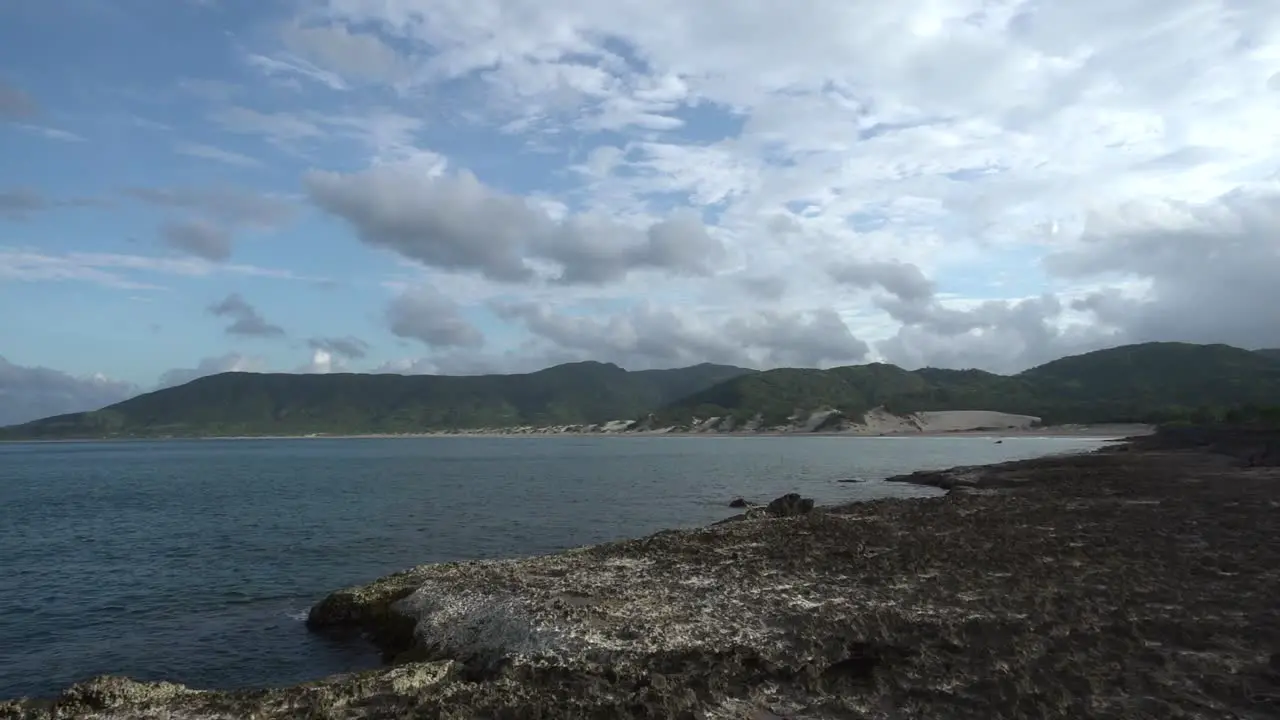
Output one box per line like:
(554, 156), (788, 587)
(0, 435), (1108, 698)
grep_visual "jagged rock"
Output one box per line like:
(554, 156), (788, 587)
(765, 492), (815, 517)
(729, 497), (750, 508)
(56, 676), (196, 712)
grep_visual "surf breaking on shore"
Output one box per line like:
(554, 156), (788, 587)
(2, 428), (1277, 719)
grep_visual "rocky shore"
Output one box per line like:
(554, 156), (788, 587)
(4, 430), (1278, 719)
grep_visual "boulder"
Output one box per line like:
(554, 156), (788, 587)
(766, 492), (815, 517)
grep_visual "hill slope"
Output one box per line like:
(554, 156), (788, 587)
(660, 342), (1280, 426)
(1256, 349), (1280, 363)
(0, 362), (752, 439)
(5, 342), (1279, 440)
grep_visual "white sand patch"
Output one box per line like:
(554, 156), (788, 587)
(849, 408), (1040, 434)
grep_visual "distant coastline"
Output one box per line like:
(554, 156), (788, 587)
(0, 422), (1152, 444)
(4, 341), (1276, 444)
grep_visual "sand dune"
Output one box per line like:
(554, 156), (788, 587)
(848, 408), (1041, 435)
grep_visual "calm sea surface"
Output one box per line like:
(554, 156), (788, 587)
(0, 435), (1109, 699)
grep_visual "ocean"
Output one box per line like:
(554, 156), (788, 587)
(0, 435), (1109, 699)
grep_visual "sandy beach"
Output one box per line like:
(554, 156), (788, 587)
(0, 409), (1153, 443)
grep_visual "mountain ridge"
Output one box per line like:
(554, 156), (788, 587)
(3, 343), (1280, 439)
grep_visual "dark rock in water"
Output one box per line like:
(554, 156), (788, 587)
(837, 477), (866, 483)
(5, 437), (1280, 719)
(728, 497), (750, 508)
(765, 492), (815, 517)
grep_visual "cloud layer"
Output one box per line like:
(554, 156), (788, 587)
(0, 357), (137, 427)
(3, 0), (1280, 396)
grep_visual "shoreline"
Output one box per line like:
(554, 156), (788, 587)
(0, 423), (1151, 444)
(4, 427), (1276, 718)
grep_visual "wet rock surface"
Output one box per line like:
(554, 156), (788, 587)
(4, 437), (1280, 719)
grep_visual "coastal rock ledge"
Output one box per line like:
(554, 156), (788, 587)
(4, 443), (1280, 719)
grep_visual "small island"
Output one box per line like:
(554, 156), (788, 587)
(3, 423), (1277, 719)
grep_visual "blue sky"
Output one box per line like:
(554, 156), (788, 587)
(3, 0), (1280, 424)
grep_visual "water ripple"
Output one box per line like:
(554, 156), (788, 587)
(0, 435), (1105, 698)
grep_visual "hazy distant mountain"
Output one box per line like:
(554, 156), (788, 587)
(1255, 349), (1280, 363)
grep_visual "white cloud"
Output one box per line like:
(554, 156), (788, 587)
(17, 0), (1280, 380)
(0, 357), (138, 427)
(14, 123), (84, 142)
(175, 142), (264, 168)
(297, 0), (1277, 370)
(300, 347), (337, 373)
(0, 247), (311, 290)
(278, 22), (409, 86)
(157, 353), (266, 388)
(306, 163), (728, 284)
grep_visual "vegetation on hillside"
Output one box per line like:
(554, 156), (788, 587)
(1255, 348), (1280, 363)
(3, 342), (1280, 440)
(0, 362), (751, 439)
(660, 343), (1280, 426)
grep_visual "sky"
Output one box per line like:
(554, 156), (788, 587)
(2, 0), (1280, 426)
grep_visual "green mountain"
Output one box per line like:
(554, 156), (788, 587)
(5, 342), (1280, 440)
(1256, 349), (1280, 363)
(660, 342), (1280, 426)
(0, 362), (752, 439)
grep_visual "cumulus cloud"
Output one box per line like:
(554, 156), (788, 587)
(1045, 189), (1280, 349)
(870, 187), (1280, 372)
(386, 287), (485, 349)
(283, 0), (1280, 374)
(829, 260), (936, 303)
(17, 0), (1280, 383)
(124, 187), (294, 228)
(0, 357), (138, 427)
(299, 348), (337, 373)
(494, 301), (867, 370)
(306, 166), (727, 284)
(125, 187), (294, 261)
(160, 218), (232, 261)
(308, 335), (369, 359)
(876, 293), (1120, 373)
(735, 275), (789, 301)
(208, 293), (286, 337)
(278, 21), (409, 85)
(157, 353), (265, 388)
